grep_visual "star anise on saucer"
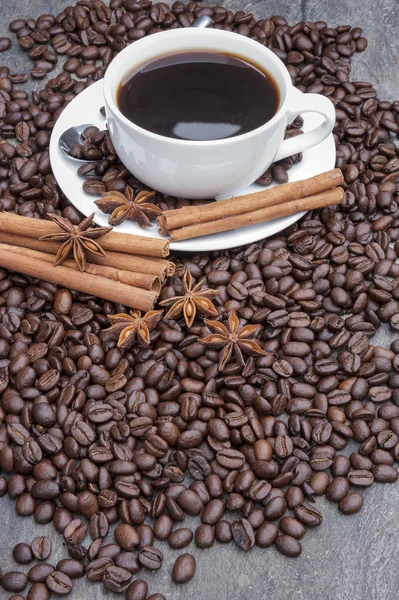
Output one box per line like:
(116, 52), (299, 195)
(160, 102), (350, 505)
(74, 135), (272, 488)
(95, 185), (163, 227)
(39, 213), (112, 272)
(160, 269), (219, 328)
(200, 310), (267, 371)
(104, 309), (163, 347)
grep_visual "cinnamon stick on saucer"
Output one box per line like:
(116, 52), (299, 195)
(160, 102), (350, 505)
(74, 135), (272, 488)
(158, 168), (344, 235)
(168, 187), (344, 242)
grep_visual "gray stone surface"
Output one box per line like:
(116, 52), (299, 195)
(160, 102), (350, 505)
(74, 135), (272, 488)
(0, 1), (398, 599)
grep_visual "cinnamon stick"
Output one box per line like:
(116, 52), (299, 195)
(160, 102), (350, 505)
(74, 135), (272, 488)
(158, 169), (344, 234)
(141, 257), (176, 276)
(167, 262), (176, 276)
(0, 246), (158, 311)
(0, 244), (161, 292)
(0, 212), (169, 257)
(168, 188), (344, 242)
(0, 232), (172, 279)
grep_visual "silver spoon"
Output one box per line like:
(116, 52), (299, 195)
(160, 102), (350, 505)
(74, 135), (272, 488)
(58, 16), (214, 162)
(191, 15), (213, 28)
(58, 123), (105, 162)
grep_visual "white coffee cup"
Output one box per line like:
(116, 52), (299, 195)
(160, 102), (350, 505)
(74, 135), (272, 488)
(104, 28), (335, 199)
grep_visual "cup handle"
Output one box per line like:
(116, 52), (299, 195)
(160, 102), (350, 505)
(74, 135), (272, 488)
(273, 87), (336, 162)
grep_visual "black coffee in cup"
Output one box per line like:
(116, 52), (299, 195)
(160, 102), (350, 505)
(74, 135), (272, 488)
(117, 51), (280, 141)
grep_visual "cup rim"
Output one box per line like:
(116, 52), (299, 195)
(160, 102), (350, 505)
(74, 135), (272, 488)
(103, 28), (293, 146)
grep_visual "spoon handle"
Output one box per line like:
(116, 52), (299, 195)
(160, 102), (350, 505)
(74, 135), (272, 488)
(191, 15), (213, 28)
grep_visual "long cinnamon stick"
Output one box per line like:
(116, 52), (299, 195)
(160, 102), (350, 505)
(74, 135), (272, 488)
(0, 247), (158, 311)
(0, 212), (169, 257)
(0, 244), (161, 292)
(158, 169), (344, 233)
(169, 188), (344, 242)
(0, 232), (172, 279)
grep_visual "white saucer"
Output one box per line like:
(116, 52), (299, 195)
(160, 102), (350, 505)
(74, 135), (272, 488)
(50, 80), (336, 252)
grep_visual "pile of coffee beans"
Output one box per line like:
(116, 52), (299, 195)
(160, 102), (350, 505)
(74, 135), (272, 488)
(1, 0), (399, 598)
(2, 533), (171, 597)
(2, 532), (178, 596)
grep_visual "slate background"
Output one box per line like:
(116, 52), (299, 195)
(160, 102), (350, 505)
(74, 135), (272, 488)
(0, 1), (398, 599)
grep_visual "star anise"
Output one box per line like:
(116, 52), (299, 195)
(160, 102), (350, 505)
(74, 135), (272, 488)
(39, 213), (112, 272)
(95, 185), (162, 227)
(160, 270), (219, 328)
(200, 310), (267, 371)
(104, 309), (163, 347)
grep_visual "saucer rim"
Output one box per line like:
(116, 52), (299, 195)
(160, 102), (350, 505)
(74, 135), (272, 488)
(50, 79), (336, 253)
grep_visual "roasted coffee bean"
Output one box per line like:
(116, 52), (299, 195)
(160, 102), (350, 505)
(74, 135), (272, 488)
(195, 524), (215, 548)
(1, 571), (28, 592)
(255, 522), (279, 548)
(254, 440), (273, 461)
(90, 512), (109, 539)
(0, 477), (7, 497)
(338, 492), (364, 514)
(56, 559), (85, 579)
(126, 579), (149, 600)
(64, 519), (88, 545)
(53, 509), (73, 534)
(114, 524), (140, 551)
(249, 480), (272, 503)
(86, 557), (113, 581)
(34, 500), (56, 525)
(115, 551), (140, 574)
(348, 470), (375, 486)
(215, 520), (232, 543)
(373, 464), (398, 483)
(168, 528), (193, 549)
(138, 546), (163, 570)
(326, 477), (350, 502)
(0, 37), (11, 52)
(294, 504), (323, 527)
(216, 448), (245, 469)
(27, 582), (50, 600)
(15, 493), (36, 516)
(264, 496), (287, 520)
(176, 489), (204, 516)
(370, 449), (394, 466)
(103, 565), (132, 593)
(46, 571), (73, 595)
(201, 498), (225, 525)
(275, 535), (302, 557)
(13, 542), (34, 564)
(231, 518), (255, 550)
(171, 553), (196, 584)
(331, 455), (351, 477)
(285, 486), (305, 509)
(28, 564), (55, 583)
(54, 289), (73, 315)
(31, 536), (52, 560)
(154, 514), (173, 541)
(31, 480), (60, 500)
(279, 517), (306, 540)
(350, 453), (373, 471)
